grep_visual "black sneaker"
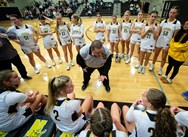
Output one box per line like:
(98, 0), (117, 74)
(105, 85), (110, 92)
(22, 75), (32, 80)
(81, 84), (88, 91)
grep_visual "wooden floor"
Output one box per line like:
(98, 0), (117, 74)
(1, 17), (188, 107)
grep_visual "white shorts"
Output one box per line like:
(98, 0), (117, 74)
(60, 36), (72, 46)
(74, 38), (86, 47)
(109, 35), (119, 43)
(156, 39), (169, 49)
(130, 39), (141, 45)
(43, 37), (57, 49)
(130, 33), (141, 44)
(21, 44), (40, 54)
(96, 35), (105, 43)
(140, 47), (153, 53)
(121, 33), (130, 40)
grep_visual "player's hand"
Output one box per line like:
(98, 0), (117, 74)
(132, 99), (142, 107)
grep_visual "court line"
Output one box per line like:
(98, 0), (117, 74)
(151, 66), (171, 105)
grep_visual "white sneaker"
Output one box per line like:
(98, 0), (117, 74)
(45, 62), (51, 68)
(149, 64), (154, 71)
(70, 60), (75, 66)
(125, 58), (131, 64)
(135, 62), (140, 68)
(52, 61), (56, 66)
(138, 66), (142, 73)
(141, 66), (146, 74)
(58, 58), (63, 64)
(34, 68), (40, 74)
(124, 54), (129, 61)
(66, 63), (70, 70)
(120, 53), (125, 59)
(166, 78), (172, 84)
(158, 68), (162, 75)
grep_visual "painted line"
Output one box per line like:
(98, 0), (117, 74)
(151, 65), (171, 105)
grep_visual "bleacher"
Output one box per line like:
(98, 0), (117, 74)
(121, 2), (130, 17)
(80, 2), (114, 17)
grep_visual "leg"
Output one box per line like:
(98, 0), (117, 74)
(129, 43), (135, 59)
(26, 52), (36, 67)
(114, 42), (119, 54)
(169, 58), (184, 80)
(83, 67), (95, 85)
(76, 45), (81, 52)
(165, 56), (174, 76)
(125, 41), (130, 55)
(67, 43), (73, 60)
(53, 46), (61, 58)
(47, 48), (54, 61)
(11, 54), (28, 78)
(111, 103), (127, 132)
(62, 45), (68, 63)
(144, 52), (152, 67)
(122, 105), (135, 133)
(121, 40), (125, 54)
(152, 47), (162, 64)
(110, 42), (115, 54)
(136, 43), (141, 62)
(96, 102), (104, 108)
(139, 51), (146, 66)
(34, 50), (46, 63)
(81, 95), (93, 115)
(161, 47), (169, 68)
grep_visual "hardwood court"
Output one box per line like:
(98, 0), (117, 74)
(0, 17), (188, 107)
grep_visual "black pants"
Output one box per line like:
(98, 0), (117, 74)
(165, 56), (184, 80)
(0, 54), (28, 77)
(83, 66), (109, 86)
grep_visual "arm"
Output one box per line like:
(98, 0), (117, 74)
(43, 15), (54, 25)
(140, 25), (147, 38)
(55, 27), (61, 45)
(38, 26), (53, 37)
(107, 26), (110, 42)
(130, 20), (139, 33)
(153, 25), (159, 40)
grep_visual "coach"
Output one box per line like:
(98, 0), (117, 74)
(76, 40), (112, 92)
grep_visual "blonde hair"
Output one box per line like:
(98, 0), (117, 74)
(45, 75), (70, 114)
(124, 10), (131, 15)
(72, 14), (82, 26)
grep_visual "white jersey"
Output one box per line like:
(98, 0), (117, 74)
(175, 111), (188, 128)
(50, 97), (86, 134)
(78, 124), (128, 137)
(70, 24), (85, 46)
(126, 106), (185, 137)
(57, 22), (70, 38)
(108, 22), (120, 41)
(140, 23), (158, 50)
(121, 20), (132, 40)
(130, 20), (145, 42)
(156, 19), (181, 48)
(39, 23), (55, 41)
(7, 24), (36, 46)
(93, 20), (106, 40)
(0, 90), (32, 132)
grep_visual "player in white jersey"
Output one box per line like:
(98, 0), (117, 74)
(107, 15), (121, 61)
(38, 15), (62, 66)
(150, 6), (181, 75)
(138, 11), (159, 74)
(45, 75), (93, 135)
(120, 10), (132, 61)
(55, 13), (74, 70)
(0, 70), (47, 132)
(93, 12), (106, 43)
(126, 11), (146, 67)
(70, 14), (86, 52)
(122, 88), (185, 137)
(7, 14), (51, 74)
(79, 102), (128, 137)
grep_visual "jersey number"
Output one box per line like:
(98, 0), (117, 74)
(61, 32), (65, 36)
(162, 31), (168, 36)
(124, 29), (128, 33)
(53, 110), (60, 121)
(24, 36), (29, 40)
(148, 127), (155, 137)
(112, 30), (116, 34)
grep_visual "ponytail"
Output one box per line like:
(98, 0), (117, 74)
(154, 108), (177, 137)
